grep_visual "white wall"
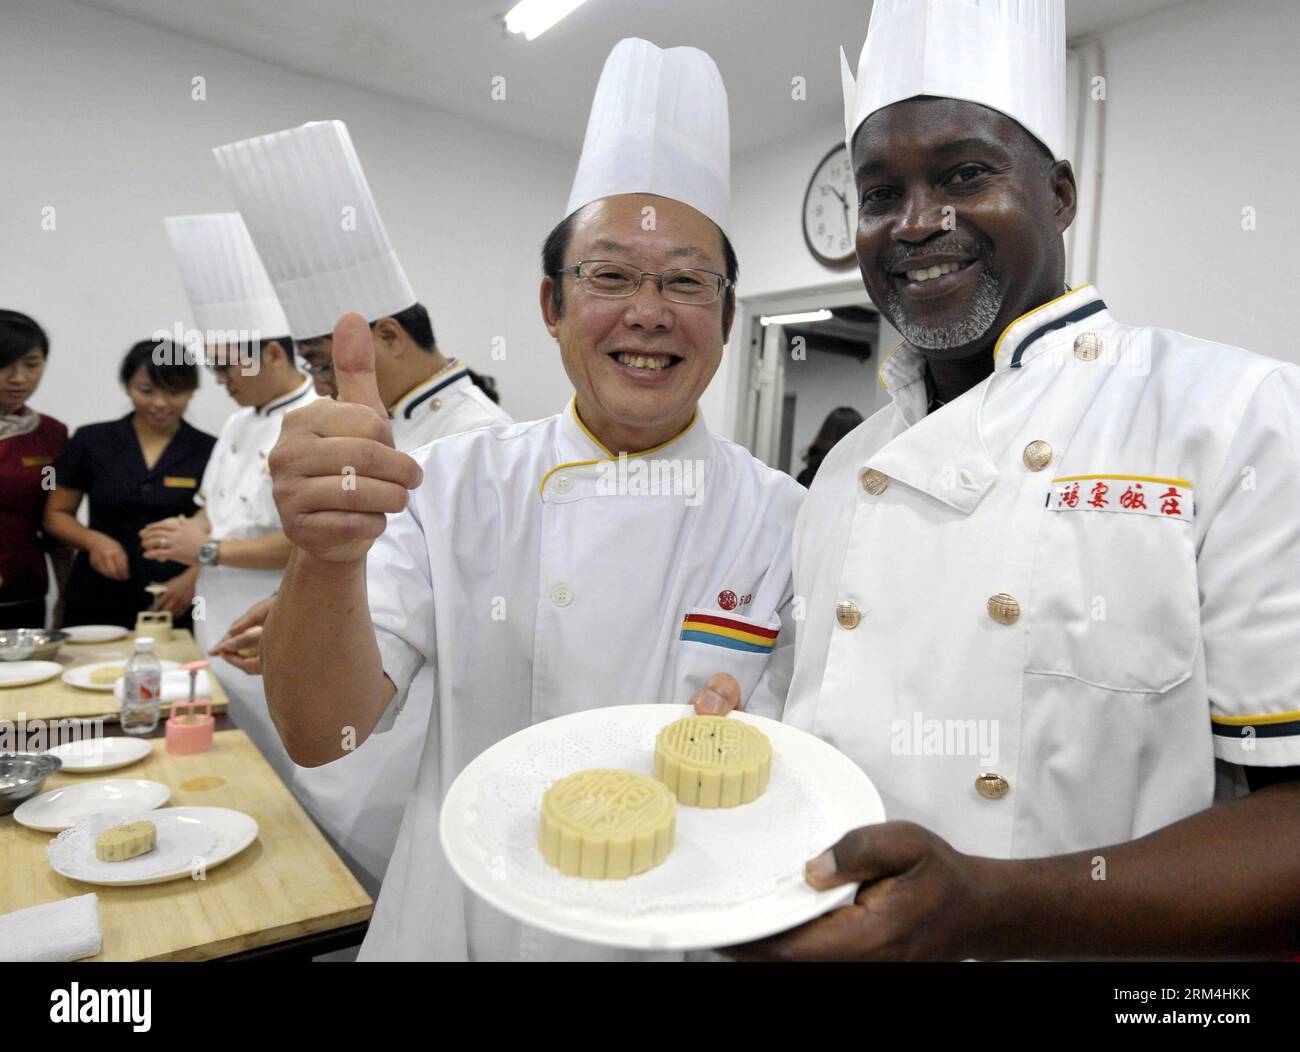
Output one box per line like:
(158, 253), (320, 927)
(0, 0), (577, 439)
(1091, 0), (1299, 363)
(729, 120), (858, 300)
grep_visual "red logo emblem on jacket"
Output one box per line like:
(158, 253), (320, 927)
(717, 590), (738, 611)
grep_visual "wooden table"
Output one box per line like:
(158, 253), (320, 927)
(0, 629), (230, 725)
(0, 729), (373, 960)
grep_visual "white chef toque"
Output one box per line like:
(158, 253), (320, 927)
(212, 120), (416, 341)
(841, 0), (1067, 160)
(163, 213), (290, 340)
(565, 37), (731, 233)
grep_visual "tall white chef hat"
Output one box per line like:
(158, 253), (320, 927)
(163, 212), (290, 340)
(841, 0), (1067, 160)
(566, 37), (731, 233)
(212, 120), (416, 340)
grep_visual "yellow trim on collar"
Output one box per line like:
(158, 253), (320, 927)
(876, 340), (907, 392)
(1211, 708), (1300, 727)
(1051, 473), (1192, 489)
(991, 284), (1096, 368)
(539, 401), (700, 496)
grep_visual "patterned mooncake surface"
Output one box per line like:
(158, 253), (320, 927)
(539, 768), (676, 879)
(654, 715), (772, 808)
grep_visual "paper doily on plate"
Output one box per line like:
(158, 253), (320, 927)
(47, 811), (219, 881)
(462, 717), (830, 918)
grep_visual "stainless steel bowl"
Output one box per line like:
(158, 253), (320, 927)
(0, 752), (62, 814)
(0, 628), (69, 662)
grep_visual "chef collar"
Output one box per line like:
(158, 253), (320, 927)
(867, 286), (1111, 514)
(390, 359), (468, 420)
(542, 396), (713, 499)
(877, 285), (1110, 422)
(255, 375), (314, 417)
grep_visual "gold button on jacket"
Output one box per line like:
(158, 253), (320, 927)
(1022, 440), (1053, 471)
(859, 468), (889, 495)
(1074, 331), (1101, 361)
(987, 593), (1021, 624)
(836, 600), (862, 629)
(975, 773), (1010, 799)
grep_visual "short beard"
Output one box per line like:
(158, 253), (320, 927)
(883, 266), (1005, 351)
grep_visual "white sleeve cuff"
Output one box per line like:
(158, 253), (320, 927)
(373, 624), (427, 730)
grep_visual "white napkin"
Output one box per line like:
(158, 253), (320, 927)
(0, 892), (102, 962)
(113, 669), (212, 704)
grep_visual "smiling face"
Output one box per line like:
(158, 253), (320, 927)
(540, 194), (733, 453)
(853, 97), (1076, 359)
(125, 366), (193, 430)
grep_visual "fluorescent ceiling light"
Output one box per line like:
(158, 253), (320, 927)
(760, 309), (832, 327)
(504, 0), (590, 40)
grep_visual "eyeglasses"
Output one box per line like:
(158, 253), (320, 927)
(301, 358), (334, 380)
(556, 260), (733, 305)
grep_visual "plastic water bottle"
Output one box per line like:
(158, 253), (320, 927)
(121, 637), (162, 735)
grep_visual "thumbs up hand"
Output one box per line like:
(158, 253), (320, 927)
(269, 312), (423, 564)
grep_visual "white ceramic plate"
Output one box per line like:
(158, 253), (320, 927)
(0, 661), (63, 688)
(440, 704), (886, 953)
(46, 806), (259, 886)
(13, 778), (171, 831)
(44, 736), (153, 773)
(62, 625), (129, 644)
(61, 659), (179, 692)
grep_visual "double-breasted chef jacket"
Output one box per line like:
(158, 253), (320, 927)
(784, 284), (1300, 861)
(354, 400), (805, 959)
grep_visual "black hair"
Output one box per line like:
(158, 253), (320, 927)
(120, 339), (200, 392)
(385, 302), (435, 350)
(0, 310), (49, 370)
(810, 406), (865, 452)
(298, 304), (434, 353)
(540, 206), (739, 336)
(466, 367), (500, 404)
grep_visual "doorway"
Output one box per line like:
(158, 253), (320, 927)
(731, 283), (898, 478)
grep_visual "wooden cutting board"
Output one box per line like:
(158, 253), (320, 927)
(0, 629), (231, 725)
(0, 730), (372, 960)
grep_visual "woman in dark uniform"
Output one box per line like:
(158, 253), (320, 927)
(0, 310), (67, 629)
(44, 339), (216, 629)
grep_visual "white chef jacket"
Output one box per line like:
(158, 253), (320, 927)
(353, 399), (805, 959)
(194, 375), (318, 782)
(291, 360), (512, 893)
(785, 285), (1300, 862)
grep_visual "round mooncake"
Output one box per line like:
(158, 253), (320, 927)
(654, 715), (772, 808)
(539, 768), (676, 879)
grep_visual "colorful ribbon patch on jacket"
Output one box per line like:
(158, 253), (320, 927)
(680, 612), (779, 654)
(1046, 475), (1193, 522)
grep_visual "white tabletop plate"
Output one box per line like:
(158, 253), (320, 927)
(0, 661), (63, 689)
(44, 736), (153, 773)
(13, 779), (171, 832)
(62, 625), (130, 644)
(46, 806), (259, 886)
(61, 659), (179, 692)
(440, 704), (885, 953)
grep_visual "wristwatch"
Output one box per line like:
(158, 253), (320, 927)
(197, 540), (220, 567)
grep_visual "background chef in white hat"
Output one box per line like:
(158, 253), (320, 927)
(143, 213), (320, 782)
(261, 37), (805, 959)
(199, 120), (512, 891)
(725, 0), (1300, 960)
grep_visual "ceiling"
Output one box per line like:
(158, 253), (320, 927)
(78, 0), (1189, 154)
